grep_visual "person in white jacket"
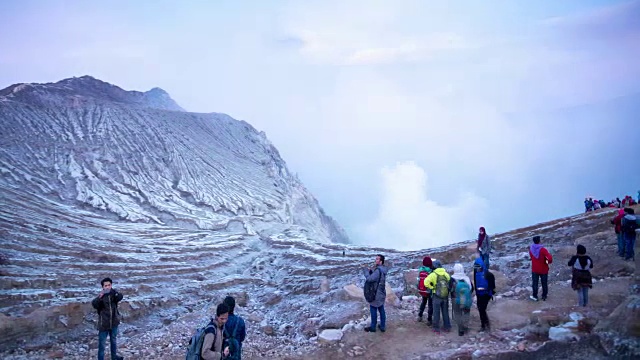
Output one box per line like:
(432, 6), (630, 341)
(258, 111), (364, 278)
(450, 263), (474, 336)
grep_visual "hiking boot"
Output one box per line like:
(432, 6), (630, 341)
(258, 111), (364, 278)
(378, 325), (386, 333)
(426, 320), (433, 327)
(364, 327), (375, 333)
(443, 328), (451, 333)
(542, 297), (547, 301)
(458, 330), (464, 336)
(433, 329), (441, 335)
(529, 296), (538, 302)
(417, 315), (423, 322)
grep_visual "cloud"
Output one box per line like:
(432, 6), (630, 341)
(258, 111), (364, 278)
(356, 161), (488, 251)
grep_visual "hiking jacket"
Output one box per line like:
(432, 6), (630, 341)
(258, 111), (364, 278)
(202, 319), (226, 360)
(363, 265), (387, 307)
(612, 211), (624, 234)
(424, 268), (451, 298)
(529, 245), (553, 274)
(91, 289), (123, 332)
(472, 258), (496, 296)
(224, 314), (246, 358)
(478, 234), (491, 255)
(568, 255), (593, 290)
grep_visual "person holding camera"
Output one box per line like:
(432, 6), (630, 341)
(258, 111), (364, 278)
(92, 277), (124, 360)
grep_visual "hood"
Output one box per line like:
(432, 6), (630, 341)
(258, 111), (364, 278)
(432, 260), (442, 269)
(376, 265), (388, 275)
(451, 263), (471, 283)
(418, 266), (432, 272)
(530, 243), (543, 259)
(433, 267), (448, 276)
(619, 209), (625, 216)
(473, 257), (486, 271)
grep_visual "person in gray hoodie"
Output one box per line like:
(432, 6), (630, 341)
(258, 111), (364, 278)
(477, 227), (492, 268)
(362, 254), (388, 332)
(621, 208), (638, 261)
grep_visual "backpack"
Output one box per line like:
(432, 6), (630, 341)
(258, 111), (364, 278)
(224, 318), (241, 360)
(622, 217), (638, 236)
(364, 268), (382, 303)
(185, 321), (216, 360)
(455, 279), (473, 308)
(417, 269), (431, 298)
(434, 273), (449, 298)
(475, 269), (491, 296)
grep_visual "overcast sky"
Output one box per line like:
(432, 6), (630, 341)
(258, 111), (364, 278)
(1, 0), (639, 250)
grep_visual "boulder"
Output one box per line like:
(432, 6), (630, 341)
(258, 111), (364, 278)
(320, 302), (364, 329)
(549, 325), (580, 342)
(318, 329), (343, 344)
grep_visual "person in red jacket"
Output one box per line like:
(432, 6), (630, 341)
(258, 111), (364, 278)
(529, 235), (553, 301)
(611, 209), (625, 257)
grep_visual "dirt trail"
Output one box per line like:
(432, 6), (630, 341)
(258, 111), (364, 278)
(278, 277), (631, 360)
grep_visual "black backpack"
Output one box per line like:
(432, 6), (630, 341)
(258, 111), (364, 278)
(622, 217), (638, 236)
(364, 268), (382, 303)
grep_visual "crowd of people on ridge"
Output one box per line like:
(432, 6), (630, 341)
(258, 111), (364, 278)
(584, 191), (639, 212)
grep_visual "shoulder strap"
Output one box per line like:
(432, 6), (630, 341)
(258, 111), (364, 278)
(231, 317), (240, 338)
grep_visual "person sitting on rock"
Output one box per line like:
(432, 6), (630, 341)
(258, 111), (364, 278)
(450, 263), (474, 336)
(223, 296), (246, 360)
(529, 235), (553, 301)
(417, 256), (434, 325)
(472, 257), (495, 332)
(362, 254), (388, 333)
(568, 244), (593, 307)
(91, 277), (124, 360)
(424, 260), (452, 334)
(477, 227), (492, 268)
(202, 303), (231, 360)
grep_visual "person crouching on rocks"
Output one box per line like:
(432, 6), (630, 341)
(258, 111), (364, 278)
(362, 254), (388, 333)
(568, 244), (593, 307)
(92, 277), (124, 360)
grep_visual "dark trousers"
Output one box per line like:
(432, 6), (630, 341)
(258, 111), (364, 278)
(532, 272), (548, 299)
(98, 326), (118, 360)
(369, 304), (386, 331)
(476, 295), (491, 328)
(418, 295), (433, 321)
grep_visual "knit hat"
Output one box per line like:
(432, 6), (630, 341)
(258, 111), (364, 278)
(432, 260), (442, 269)
(422, 256), (433, 267)
(576, 244), (586, 255)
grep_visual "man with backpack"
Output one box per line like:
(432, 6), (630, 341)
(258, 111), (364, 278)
(621, 208), (638, 261)
(91, 277), (124, 360)
(529, 235), (553, 301)
(362, 254), (388, 333)
(450, 263), (473, 336)
(424, 260), (452, 334)
(191, 303), (230, 360)
(222, 296), (246, 360)
(416, 256), (434, 325)
(472, 257), (495, 332)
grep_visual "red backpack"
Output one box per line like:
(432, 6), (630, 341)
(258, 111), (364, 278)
(418, 269), (431, 298)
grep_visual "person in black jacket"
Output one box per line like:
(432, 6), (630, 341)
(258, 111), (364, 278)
(91, 277), (124, 360)
(472, 257), (496, 332)
(568, 245), (593, 307)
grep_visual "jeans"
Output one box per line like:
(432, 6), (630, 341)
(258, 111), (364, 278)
(432, 296), (451, 331)
(452, 303), (470, 333)
(476, 295), (491, 328)
(577, 287), (589, 307)
(98, 326), (118, 360)
(624, 233), (636, 260)
(418, 295), (433, 321)
(532, 272), (548, 299)
(369, 304), (386, 331)
(481, 253), (490, 269)
(617, 232), (625, 257)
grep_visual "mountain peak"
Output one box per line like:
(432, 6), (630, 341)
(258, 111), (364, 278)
(0, 75), (185, 111)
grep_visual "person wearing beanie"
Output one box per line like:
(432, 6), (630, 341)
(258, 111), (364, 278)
(222, 296), (246, 359)
(476, 227), (492, 268)
(417, 256), (434, 324)
(529, 235), (553, 301)
(568, 245), (593, 307)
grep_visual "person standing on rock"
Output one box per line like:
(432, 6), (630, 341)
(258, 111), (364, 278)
(223, 296), (246, 360)
(362, 254), (388, 333)
(451, 263), (473, 336)
(568, 245), (593, 307)
(477, 227), (491, 268)
(417, 256), (434, 325)
(202, 303), (231, 360)
(611, 209), (626, 257)
(92, 277), (124, 360)
(529, 235), (553, 301)
(424, 260), (452, 334)
(472, 257), (495, 332)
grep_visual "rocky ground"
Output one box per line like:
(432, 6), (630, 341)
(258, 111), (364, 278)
(1, 206), (638, 359)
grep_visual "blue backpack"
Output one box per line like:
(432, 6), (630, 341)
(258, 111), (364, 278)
(185, 321), (216, 360)
(455, 279), (473, 308)
(475, 270), (492, 296)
